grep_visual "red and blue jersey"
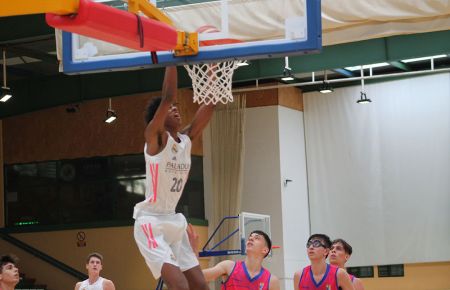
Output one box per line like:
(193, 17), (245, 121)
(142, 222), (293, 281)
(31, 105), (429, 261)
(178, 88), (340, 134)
(298, 264), (339, 290)
(338, 273), (355, 290)
(222, 260), (271, 290)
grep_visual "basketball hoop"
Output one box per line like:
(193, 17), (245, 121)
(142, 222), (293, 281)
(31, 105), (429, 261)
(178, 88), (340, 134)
(184, 60), (244, 105)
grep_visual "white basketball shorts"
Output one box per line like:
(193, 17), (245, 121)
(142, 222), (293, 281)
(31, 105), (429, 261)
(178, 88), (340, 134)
(134, 213), (199, 279)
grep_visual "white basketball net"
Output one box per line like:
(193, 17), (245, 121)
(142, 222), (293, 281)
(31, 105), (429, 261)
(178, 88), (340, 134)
(184, 60), (244, 105)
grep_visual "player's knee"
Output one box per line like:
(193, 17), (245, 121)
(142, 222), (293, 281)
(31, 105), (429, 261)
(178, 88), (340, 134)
(166, 279), (189, 290)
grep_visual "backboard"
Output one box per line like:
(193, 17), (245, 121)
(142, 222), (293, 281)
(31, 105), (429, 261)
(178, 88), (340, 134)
(60, 0), (321, 74)
(198, 212), (271, 257)
(239, 212), (271, 254)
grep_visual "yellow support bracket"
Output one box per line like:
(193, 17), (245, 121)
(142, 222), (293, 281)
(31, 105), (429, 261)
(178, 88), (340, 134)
(0, 0), (79, 17)
(128, 0), (199, 57)
(174, 31), (199, 57)
(127, 0), (173, 26)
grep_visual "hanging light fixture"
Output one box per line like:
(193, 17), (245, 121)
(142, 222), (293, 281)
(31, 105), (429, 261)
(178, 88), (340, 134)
(357, 92), (371, 104)
(319, 70), (333, 94)
(104, 98), (117, 123)
(236, 60), (249, 67)
(281, 56), (294, 81)
(356, 66), (372, 104)
(1, 49), (12, 103)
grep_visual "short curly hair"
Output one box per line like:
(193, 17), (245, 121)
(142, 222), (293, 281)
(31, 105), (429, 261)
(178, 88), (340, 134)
(144, 96), (162, 124)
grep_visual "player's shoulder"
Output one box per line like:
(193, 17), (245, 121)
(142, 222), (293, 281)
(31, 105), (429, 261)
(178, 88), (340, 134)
(220, 259), (237, 271)
(269, 274), (280, 290)
(74, 281), (83, 290)
(294, 265), (309, 276)
(102, 278), (115, 290)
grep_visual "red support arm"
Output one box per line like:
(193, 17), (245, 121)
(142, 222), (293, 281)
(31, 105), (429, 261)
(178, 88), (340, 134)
(46, 0), (178, 52)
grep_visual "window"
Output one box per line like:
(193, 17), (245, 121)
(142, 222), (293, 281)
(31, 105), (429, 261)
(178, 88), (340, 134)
(4, 154), (205, 227)
(378, 264), (404, 277)
(347, 266), (374, 278)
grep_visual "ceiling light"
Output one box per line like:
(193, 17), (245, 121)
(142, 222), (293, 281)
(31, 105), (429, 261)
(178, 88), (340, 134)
(281, 56), (295, 81)
(402, 54), (446, 63)
(236, 60), (249, 67)
(1, 49), (12, 102)
(345, 62), (389, 71)
(357, 92), (372, 104)
(281, 69), (294, 81)
(0, 87), (12, 102)
(105, 109), (117, 123)
(319, 70), (333, 93)
(357, 66), (372, 104)
(319, 83), (333, 94)
(104, 98), (117, 123)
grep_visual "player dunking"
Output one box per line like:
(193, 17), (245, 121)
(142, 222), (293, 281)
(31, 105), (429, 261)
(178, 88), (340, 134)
(294, 234), (354, 290)
(133, 66), (214, 290)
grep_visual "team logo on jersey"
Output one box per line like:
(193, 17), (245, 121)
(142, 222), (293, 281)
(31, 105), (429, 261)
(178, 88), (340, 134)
(172, 156), (177, 161)
(326, 285), (331, 290)
(170, 253), (176, 261)
(259, 282), (265, 290)
(171, 144), (178, 154)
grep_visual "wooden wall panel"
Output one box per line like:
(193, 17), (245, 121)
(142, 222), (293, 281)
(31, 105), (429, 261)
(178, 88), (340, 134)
(3, 89), (201, 164)
(3, 84), (300, 165)
(240, 83), (303, 111)
(278, 86), (303, 111)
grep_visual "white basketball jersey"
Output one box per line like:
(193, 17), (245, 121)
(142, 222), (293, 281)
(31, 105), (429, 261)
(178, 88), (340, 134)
(79, 277), (104, 290)
(134, 132), (191, 217)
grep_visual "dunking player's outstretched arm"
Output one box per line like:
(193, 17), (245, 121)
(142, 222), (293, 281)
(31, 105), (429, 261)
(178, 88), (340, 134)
(181, 102), (215, 141)
(144, 66), (178, 155)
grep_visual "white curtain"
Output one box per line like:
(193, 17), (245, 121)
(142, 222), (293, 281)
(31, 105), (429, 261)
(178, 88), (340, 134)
(304, 73), (450, 266)
(209, 95), (246, 257)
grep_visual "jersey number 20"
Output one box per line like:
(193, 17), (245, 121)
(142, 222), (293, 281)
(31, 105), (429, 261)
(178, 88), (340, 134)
(170, 178), (183, 192)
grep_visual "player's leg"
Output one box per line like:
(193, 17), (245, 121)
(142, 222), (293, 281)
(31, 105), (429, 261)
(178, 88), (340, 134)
(175, 224), (209, 290)
(161, 263), (190, 290)
(183, 265), (209, 290)
(134, 216), (189, 290)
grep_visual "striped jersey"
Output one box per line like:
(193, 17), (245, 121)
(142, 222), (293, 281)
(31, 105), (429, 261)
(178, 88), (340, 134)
(222, 260), (271, 290)
(133, 132), (191, 217)
(298, 264), (339, 290)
